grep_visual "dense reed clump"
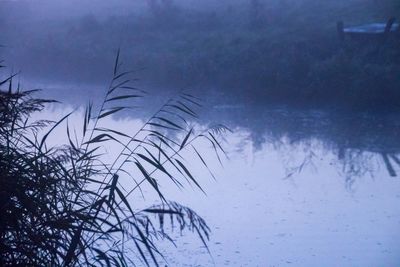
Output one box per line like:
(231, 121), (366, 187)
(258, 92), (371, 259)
(0, 52), (229, 266)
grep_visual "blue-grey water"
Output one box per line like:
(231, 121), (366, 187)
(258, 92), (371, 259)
(156, 106), (400, 267)
(38, 100), (400, 267)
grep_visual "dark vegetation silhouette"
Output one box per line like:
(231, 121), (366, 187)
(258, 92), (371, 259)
(0, 52), (229, 266)
(0, 0), (399, 111)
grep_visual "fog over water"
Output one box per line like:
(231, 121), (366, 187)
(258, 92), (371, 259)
(2, 0), (400, 266)
(1, 0), (399, 108)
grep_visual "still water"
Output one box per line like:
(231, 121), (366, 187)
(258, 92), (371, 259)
(42, 98), (400, 266)
(156, 106), (400, 266)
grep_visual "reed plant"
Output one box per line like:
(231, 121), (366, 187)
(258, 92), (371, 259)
(0, 51), (229, 266)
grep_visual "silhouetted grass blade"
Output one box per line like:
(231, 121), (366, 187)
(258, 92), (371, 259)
(175, 159), (205, 193)
(39, 111), (72, 150)
(105, 94), (142, 102)
(98, 107), (125, 119)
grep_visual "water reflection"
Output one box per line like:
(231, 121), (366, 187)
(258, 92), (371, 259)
(153, 105), (400, 266)
(46, 93), (400, 183)
(201, 104), (400, 182)
(38, 102), (400, 266)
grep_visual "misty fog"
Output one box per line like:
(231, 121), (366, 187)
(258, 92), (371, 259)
(1, 0), (400, 266)
(1, 0), (399, 109)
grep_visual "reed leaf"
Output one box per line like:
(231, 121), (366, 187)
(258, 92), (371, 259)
(0, 51), (228, 266)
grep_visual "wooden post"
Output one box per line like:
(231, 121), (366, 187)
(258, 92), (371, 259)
(382, 17), (396, 44)
(384, 17), (396, 34)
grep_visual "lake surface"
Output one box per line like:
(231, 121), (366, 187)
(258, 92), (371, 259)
(42, 96), (400, 266)
(156, 105), (400, 266)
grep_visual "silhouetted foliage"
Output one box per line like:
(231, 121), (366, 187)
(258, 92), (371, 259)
(0, 54), (228, 266)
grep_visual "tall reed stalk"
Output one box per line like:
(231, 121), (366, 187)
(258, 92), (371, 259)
(0, 52), (229, 266)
